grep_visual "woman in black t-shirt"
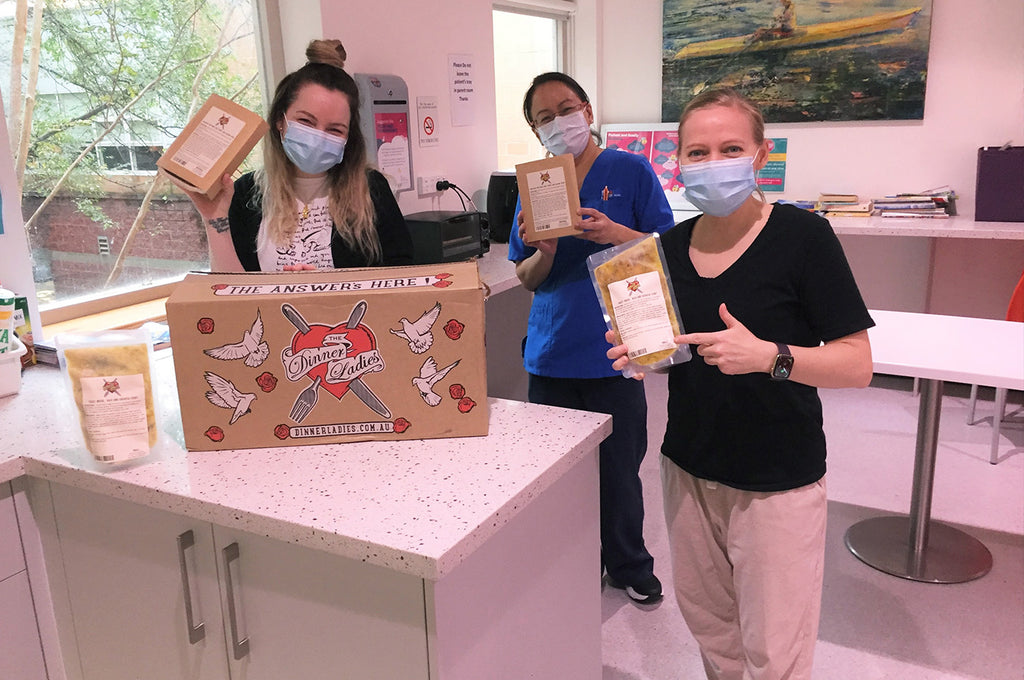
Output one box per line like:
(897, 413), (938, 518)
(607, 87), (873, 680)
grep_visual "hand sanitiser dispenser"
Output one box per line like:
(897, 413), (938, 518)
(354, 73), (413, 195)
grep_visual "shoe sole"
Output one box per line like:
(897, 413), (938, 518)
(605, 576), (663, 604)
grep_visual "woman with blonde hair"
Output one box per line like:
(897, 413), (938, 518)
(608, 87), (873, 678)
(181, 39), (412, 271)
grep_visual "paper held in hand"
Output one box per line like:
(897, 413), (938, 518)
(157, 93), (268, 199)
(588, 233), (691, 378)
(515, 154), (583, 243)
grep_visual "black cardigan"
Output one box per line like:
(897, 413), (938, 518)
(226, 169), (414, 270)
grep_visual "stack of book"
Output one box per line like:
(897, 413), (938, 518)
(871, 188), (958, 218)
(815, 194), (873, 217)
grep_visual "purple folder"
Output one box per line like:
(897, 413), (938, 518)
(975, 146), (1024, 222)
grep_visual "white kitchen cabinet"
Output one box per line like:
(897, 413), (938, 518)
(46, 482), (429, 680)
(0, 481), (49, 680)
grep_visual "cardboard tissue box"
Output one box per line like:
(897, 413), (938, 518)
(157, 94), (268, 199)
(165, 262), (488, 451)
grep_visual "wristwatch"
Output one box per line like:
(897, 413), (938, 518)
(770, 342), (794, 381)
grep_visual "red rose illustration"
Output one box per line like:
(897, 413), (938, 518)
(197, 317), (215, 334)
(204, 426), (224, 442)
(444, 319), (465, 340)
(256, 371), (278, 393)
(393, 417), (411, 434)
(457, 397), (476, 413)
(274, 424), (290, 440)
(449, 383), (466, 400)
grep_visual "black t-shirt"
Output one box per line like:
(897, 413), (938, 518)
(227, 169), (414, 271)
(660, 203), (874, 491)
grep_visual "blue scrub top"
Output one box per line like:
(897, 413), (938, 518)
(509, 149), (675, 379)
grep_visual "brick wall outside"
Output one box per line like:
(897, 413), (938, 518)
(23, 194), (210, 298)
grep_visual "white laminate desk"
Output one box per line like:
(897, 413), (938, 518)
(844, 309), (1024, 583)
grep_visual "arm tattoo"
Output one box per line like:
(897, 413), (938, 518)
(207, 216), (231, 233)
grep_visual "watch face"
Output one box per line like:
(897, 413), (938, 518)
(772, 354), (794, 380)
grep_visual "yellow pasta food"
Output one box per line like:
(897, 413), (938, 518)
(63, 343), (157, 457)
(594, 236), (681, 366)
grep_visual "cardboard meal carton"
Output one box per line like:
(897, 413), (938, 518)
(165, 263), (488, 451)
(157, 94), (268, 199)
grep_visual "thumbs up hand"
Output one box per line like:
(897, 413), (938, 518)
(675, 303), (777, 375)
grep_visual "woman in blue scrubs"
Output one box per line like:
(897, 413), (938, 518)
(508, 72), (675, 604)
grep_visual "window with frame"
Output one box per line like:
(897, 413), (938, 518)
(1, 0), (265, 323)
(492, 6), (568, 171)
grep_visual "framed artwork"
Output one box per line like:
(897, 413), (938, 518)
(663, 0), (933, 123)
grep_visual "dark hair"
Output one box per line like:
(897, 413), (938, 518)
(521, 72), (590, 127)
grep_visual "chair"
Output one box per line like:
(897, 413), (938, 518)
(966, 271), (1024, 464)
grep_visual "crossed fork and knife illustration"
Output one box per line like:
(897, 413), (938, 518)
(282, 302), (392, 423)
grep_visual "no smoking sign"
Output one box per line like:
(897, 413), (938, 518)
(417, 96), (440, 147)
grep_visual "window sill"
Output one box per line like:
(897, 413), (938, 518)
(42, 296), (168, 338)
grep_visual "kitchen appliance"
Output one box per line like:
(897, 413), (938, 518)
(404, 210), (487, 264)
(486, 171), (519, 243)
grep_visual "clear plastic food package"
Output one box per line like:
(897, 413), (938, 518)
(56, 329), (158, 464)
(587, 233), (691, 378)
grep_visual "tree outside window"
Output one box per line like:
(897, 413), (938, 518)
(2, 0), (263, 312)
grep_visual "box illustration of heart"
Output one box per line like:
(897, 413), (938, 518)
(166, 262), (488, 451)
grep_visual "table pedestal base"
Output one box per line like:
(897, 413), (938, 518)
(845, 516), (992, 584)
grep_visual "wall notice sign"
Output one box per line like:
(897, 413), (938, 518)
(448, 54), (475, 127)
(759, 138), (787, 193)
(417, 96), (440, 148)
(374, 112), (411, 192)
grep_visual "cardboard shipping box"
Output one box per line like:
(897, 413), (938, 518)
(165, 263), (488, 451)
(157, 93), (268, 199)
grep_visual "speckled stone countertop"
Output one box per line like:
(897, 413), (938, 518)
(0, 350), (610, 581)
(828, 214), (1024, 239)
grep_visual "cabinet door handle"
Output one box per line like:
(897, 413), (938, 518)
(176, 530), (206, 644)
(222, 542), (250, 660)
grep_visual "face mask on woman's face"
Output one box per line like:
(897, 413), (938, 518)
(281, 119), (347, 174)
(679, 155), (759, 217)
(536, 109), (591, 158)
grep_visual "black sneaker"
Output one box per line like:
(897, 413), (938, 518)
(605, 573), (663, 604)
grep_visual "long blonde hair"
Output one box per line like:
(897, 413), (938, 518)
(255, 39), (380, 263)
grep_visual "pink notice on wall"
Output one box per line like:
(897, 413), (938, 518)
(650, 131), (683, 194)
(605, 131), (653, 159)
(374, 112), (411, 192)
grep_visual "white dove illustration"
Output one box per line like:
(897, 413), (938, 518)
(204, 371), (257, 424)
(390, 302), (441, 354)
(204, 310), (270, 367)
(413, 356), (460, 406)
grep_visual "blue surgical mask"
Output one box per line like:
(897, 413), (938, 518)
(282, 119), (346, 174)
(536, 110), (591, 158)
(680, 156), (758, 217)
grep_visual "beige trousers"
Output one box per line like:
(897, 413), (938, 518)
(661, 457), (827, 680)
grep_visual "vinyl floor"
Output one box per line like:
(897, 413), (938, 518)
(601, 374), (1024, 680)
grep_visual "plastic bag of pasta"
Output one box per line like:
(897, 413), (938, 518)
(56, 329), (157, 464)
(587, 233), (691, 378)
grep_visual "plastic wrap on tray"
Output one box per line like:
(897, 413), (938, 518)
(587, 233), (691, 378)
(56, 329), (158, 464)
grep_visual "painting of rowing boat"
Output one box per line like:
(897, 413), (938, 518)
(663, 0), (933, 123)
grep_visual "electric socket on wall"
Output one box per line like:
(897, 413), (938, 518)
(417, 175), (446, 195)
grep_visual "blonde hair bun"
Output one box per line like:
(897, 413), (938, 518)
(306, 39), (346, 69)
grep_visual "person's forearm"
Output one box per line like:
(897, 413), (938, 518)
(784, 331), (873, 389)
(205, 219), (245, 272)
(515, 249), (555, 291)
